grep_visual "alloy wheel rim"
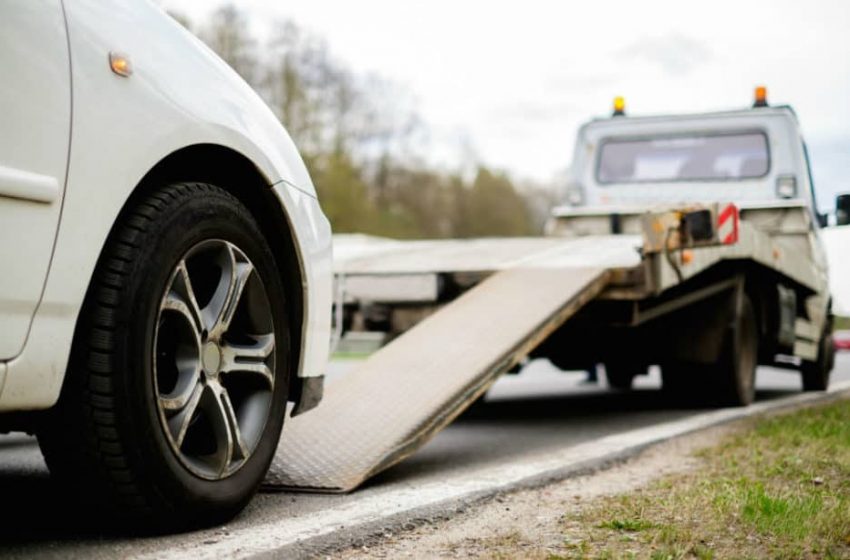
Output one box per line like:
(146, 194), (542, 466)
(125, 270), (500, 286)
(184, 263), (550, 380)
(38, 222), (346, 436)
(153, 239), (275, 480)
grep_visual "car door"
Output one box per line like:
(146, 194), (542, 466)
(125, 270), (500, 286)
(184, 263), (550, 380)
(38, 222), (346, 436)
(0, 1), (71, 359)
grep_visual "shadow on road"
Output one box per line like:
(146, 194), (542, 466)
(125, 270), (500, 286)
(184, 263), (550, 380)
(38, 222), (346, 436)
(0, 467), (118, 542)
(0, 383), (803, 543)
(460, 386), (800, 423)
(0, 445), (204, 543)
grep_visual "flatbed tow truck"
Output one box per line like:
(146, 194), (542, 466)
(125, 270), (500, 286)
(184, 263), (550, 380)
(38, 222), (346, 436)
(264, 88), (839, 493)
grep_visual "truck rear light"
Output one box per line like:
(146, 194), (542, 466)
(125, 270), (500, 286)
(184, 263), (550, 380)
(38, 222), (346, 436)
(776, 175), (797, 199)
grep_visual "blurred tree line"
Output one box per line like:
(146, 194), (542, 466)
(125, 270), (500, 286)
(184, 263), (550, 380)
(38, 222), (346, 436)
(170, 5), (555, 238)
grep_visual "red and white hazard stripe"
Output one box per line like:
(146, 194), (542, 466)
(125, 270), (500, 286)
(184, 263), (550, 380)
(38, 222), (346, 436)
(717, 203), (739, 245)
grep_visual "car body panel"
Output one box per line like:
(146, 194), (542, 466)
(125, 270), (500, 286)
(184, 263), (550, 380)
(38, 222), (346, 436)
(0, 0), (331, 411)
(0, 1), (71, 359)
(270, 182), (333, 381)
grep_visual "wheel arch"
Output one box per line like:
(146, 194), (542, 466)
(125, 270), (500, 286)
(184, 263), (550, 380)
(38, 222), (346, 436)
(99, 144), (306, 403)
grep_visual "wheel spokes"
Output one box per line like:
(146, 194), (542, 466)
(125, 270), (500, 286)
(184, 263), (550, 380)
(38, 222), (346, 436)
(164, 380), (204, 448)
(220, 334), (275, 387)
(201, 383), (250, 476)
(159, 367), (201, 411)
(206, 246), (254, 341)
(163, 261), (205, 337)
(154, 240), (275, 480)
(219, 389), (250, 462)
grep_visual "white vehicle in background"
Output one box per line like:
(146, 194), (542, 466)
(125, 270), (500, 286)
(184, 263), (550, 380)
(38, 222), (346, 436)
(542, 89), (839, 397)
(0, 1), (331, 526)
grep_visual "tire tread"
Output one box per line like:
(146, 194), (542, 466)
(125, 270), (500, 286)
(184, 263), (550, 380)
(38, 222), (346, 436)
(39, 182), (248, 521)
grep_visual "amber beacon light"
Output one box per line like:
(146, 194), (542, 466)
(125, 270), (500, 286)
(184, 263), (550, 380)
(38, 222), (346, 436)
(612, 96), (626, 116)
(753, 85), (768, 107)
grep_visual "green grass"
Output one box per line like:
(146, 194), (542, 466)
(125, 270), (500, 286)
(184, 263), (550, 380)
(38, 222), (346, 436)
(560, 399), (850, 559)
(740, 484), (823, 539)
(598, 519), (654, 532)
(835, 315), (850, 330)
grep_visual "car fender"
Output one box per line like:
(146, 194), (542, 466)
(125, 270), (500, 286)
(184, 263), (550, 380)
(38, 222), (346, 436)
(0, 0), (331, 411)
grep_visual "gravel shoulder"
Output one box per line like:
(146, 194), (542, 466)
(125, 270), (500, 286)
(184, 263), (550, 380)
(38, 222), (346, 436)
(335, 397), (850, 559)
(334, 424), (731, 559)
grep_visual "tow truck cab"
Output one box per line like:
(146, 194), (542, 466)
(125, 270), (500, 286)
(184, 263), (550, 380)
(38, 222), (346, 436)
(560, 92), (823, 219)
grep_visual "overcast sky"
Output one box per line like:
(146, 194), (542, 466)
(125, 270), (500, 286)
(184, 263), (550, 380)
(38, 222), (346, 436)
(161, 0), (850, 208)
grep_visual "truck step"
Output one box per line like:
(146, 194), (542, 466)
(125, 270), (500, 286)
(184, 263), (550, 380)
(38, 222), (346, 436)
(264, 266), (608, 492)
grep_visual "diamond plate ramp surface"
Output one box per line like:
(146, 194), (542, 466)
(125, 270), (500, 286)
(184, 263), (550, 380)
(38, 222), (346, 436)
(265, 266), (608, 492)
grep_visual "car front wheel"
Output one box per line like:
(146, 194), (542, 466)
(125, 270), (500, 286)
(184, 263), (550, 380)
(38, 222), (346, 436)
(38, 182), (291, 528)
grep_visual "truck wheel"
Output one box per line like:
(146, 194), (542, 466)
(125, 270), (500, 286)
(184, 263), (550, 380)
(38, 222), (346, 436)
(604, 362), (639, 390)
(37, 182), (291, 528)
(801, 326), (834, 391)
(660, 362), (691, 399)
(712, 294), (758, 406)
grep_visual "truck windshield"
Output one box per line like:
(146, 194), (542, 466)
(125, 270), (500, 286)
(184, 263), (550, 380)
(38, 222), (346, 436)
(597, 131), (769, 184)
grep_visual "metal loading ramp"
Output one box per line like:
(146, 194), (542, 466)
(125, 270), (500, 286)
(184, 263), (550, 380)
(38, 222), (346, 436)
(265, 266), (609, 492)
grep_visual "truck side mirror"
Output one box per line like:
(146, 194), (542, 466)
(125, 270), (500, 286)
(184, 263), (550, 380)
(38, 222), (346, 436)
(837, 194), (850, 226)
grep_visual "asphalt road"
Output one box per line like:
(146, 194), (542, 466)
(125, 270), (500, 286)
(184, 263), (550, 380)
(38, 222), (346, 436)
(0, 354), (847, 558)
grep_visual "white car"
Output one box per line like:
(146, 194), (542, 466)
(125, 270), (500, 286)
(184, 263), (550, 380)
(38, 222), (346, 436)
(0, 1), (332, 526)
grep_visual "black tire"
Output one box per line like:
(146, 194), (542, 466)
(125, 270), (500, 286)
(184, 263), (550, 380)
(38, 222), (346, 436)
(660, 362), (692, 399)
(660, 361), (717, 407)
(604, 362), (639, 390)
(711, 294), (758, 407)
(38, 182), (291, 529)
(801, 325), (834, 392)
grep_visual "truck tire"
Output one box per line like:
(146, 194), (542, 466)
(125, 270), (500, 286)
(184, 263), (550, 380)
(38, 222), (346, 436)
(37, 182), (291, 529)
(660, 362), (692, 399)
(711, 294), (758, 406)
(604, 362), (640, 390)
(801, 325), (834, 391)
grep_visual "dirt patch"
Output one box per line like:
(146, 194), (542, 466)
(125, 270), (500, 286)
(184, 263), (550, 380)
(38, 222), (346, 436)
(332, 425), (734, 559)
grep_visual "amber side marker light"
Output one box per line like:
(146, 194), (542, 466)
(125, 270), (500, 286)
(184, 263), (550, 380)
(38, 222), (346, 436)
(109, 52), (133, 77)
(753, 85), (768, 107)
(612, 96), (626, 117)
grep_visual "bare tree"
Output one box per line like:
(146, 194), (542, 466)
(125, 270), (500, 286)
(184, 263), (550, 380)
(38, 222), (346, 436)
(165, 10), (193, 32)
(202, 4), (258, 86)
(195, 10), (543, 239)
